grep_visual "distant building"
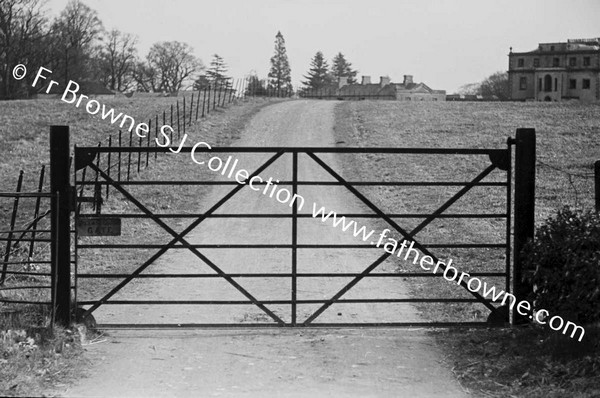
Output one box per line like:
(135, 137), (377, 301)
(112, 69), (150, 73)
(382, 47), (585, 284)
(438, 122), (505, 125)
(336, 75), (446, 101)
(301, 75), (445, 101)
(508, 38), (600, 102)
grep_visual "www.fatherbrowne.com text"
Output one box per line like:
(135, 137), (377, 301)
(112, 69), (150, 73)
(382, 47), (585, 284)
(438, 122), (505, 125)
(19, 64), (585, 342)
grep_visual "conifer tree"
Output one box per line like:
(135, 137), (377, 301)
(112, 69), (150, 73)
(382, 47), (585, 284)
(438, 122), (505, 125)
(331, 52), (358, 84)
(206, 54), (230, 86)
(302, 51), (333, 90)
(268, 31), (292, 96)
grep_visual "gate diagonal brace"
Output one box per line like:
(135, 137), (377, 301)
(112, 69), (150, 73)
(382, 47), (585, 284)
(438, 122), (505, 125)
(80, 152), (286, 325)
(302, 152), (498, 325)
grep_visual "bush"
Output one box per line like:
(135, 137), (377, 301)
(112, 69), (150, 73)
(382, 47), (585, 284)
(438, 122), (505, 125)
(522, 207), (600, 324)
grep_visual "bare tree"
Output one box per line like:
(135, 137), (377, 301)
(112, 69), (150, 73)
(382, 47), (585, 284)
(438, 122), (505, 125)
(132, 60), (160, 92)
(480, 71), (509, 100)
(52, 0), (103, 83)
(0, 0), (48, 98)
(143, 41), (202, 92)
(98, 29), (138, 92)
(459, 71), (509, 100)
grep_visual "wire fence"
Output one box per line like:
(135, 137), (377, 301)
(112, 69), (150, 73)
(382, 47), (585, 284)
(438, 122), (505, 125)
(0, 76), (265, 316)
(79, 78), (252, 206)
(536, 158), (599, 211)
(0, 167), (56, 309)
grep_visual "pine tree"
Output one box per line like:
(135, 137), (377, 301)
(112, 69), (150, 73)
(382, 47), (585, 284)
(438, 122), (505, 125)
(268, 31), (292, 96)
(331, 52), (358, 84)
(206, 54), (230, 86)
(302, 51), (333, 90)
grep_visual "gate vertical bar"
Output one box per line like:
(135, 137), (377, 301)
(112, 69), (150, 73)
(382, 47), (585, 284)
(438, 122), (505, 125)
(118, 130), (122, 183)
(93, 142), (101, 212)
(106, 136), (112, 198)
(155, 115), (159, 160)
(127, 130), (133, 181)
(0, 171), (23, 284)
(177, 100), (181, 139)
(27, 166), (46, 267)
(137, 136), (142, 174)
(146, 118), (151, 168)
(505, 138), (513, 298)
(182, 97), (186, 135)
(50, 125), (71, 326)
(513, 128), (535, 323)
(291, 151), (298, 326)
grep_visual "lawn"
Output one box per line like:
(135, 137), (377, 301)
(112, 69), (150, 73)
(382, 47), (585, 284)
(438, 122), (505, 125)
(333, 99), (600, 397)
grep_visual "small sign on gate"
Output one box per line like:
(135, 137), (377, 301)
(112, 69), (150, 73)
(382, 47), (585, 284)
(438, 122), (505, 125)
(77, 217), (121, 236)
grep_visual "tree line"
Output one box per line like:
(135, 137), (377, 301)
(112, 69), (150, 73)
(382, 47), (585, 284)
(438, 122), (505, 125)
(0, 0), (236, 99)
(302, 51), (358, 91)
(1, 0), (354, 101)
(459, 71), (510, 100)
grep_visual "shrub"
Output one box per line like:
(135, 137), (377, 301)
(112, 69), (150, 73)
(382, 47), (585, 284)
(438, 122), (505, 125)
(522, 207), (600, 324)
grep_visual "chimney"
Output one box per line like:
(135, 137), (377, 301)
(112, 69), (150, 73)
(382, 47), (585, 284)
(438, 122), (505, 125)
(361, 75), (371, 85)
(338, 76), (349, 89)
(380, 76), (391, 87)
(403, 75), (414, 85)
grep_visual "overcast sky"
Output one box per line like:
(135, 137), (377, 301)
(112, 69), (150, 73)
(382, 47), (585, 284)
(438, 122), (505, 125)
(44, 0), (600, 93)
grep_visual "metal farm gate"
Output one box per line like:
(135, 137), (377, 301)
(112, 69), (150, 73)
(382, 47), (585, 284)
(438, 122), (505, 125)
(48, 126), (536, 328)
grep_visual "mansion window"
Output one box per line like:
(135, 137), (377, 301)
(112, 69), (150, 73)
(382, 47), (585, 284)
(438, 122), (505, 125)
(583, 79), (591, 89)
(517, 58), (524, 67)
(569, 57), (577, 66)
(583, 57), (591, 66)
(553, 58), (560, 67)
(533, 58), (540, 67)
(569, 79), (576, 89)
(519, 77), (527, 90)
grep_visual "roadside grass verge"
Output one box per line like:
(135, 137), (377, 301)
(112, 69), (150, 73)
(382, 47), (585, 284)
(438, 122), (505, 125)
(1, 322), (86, 397)
(434, 325), (600, 397)
(333, 99), (600, 397)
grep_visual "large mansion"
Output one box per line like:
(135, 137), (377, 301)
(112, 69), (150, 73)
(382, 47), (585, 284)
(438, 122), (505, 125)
(508, 38), (600, 102)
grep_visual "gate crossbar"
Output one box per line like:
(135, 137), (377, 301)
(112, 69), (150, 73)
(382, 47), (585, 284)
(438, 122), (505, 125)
(81, 152), (286, 324)
(303, 153), (498, 324)
(75, 146), (511, 327)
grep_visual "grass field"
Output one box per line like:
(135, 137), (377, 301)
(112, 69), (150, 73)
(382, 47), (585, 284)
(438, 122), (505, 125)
(333, 99), (600, 397)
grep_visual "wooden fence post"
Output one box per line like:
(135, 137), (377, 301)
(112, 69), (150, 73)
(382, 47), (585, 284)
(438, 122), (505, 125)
(513, 128), (536, 323)
(595, 160), (600, 212)
(50, 125), (71, 326)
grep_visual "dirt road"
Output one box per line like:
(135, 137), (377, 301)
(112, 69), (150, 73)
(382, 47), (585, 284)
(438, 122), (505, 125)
(63, 100), (469, 397)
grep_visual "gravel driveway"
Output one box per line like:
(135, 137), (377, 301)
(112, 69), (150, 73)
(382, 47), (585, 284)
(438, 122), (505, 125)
(63, 100), (469, 398)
